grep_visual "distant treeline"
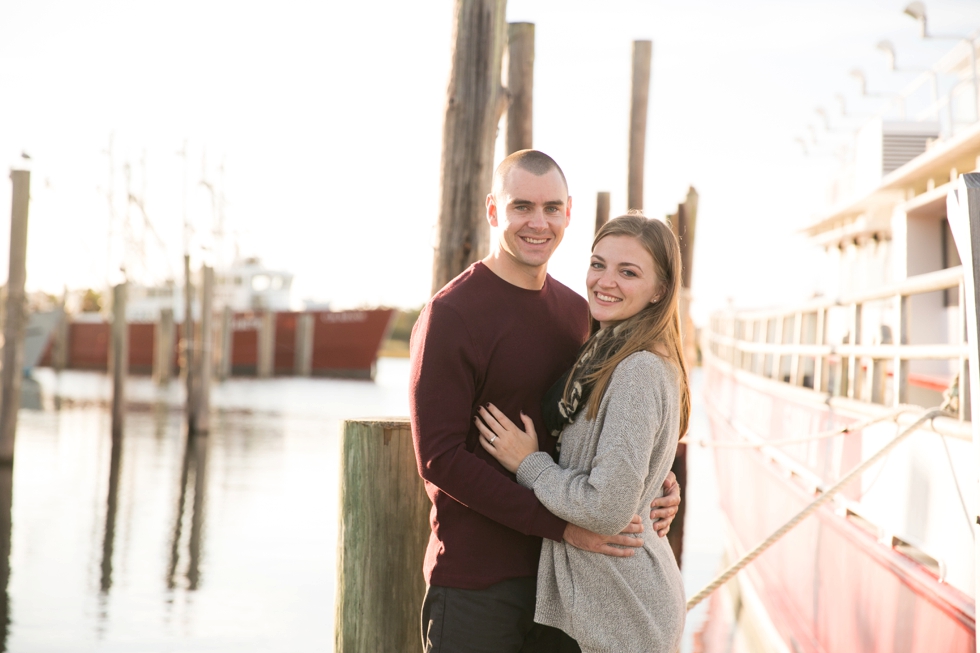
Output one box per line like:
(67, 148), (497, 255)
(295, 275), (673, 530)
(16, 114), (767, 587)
(389, 306), (422, 342)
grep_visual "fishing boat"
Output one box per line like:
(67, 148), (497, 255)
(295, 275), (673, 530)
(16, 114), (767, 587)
(700, 26), (980, 653)
(38, 258), (396, 380)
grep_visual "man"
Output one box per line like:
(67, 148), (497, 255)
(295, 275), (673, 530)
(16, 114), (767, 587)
(410, 150), (681, 652)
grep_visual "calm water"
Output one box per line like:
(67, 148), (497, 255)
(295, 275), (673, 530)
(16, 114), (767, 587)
(1, 359), (725, 652)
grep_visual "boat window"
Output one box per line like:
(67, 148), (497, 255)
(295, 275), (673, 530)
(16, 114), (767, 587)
(251, 274), (271, 292)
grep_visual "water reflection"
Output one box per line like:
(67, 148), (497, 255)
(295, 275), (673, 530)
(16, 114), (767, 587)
(167, 432), (209, 591)
(0, 467), (12, 653)
(99, 428), (123, 594)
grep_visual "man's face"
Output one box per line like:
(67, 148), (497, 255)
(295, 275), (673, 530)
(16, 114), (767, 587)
(486, 167), (571, 271)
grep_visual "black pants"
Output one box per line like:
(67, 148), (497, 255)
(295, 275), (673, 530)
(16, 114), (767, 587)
(421, 577), (581, 653)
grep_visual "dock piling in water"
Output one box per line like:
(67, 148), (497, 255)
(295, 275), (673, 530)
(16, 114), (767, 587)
(335, 418), (429, 653)
(505, 22), (534, 154)
(0, 169), (30, 464)
(154, 308), (175, 385)
(110, 282), (128, 441)
(627, 40), (652, 211)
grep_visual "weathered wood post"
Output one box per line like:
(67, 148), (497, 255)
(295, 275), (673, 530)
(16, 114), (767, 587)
(53, 288), (69, 372)
(257, 310), (275, 379)
(294, 312), (314, 377)
(218, 306), (232, 381)
(666, 187), (698, 567)
(190, 266), (213, 434)
(505, 22), (534, 154)
(627, 40), (652, 211)
(335, 418), (430, 653)
(431, 0), (508, 294)
(595, 191), (611, 235)
(154, 308), (174, 385)
(183, 255), (196, 427)
(0, 169), (30, 464)
(110, 282), (128, 441)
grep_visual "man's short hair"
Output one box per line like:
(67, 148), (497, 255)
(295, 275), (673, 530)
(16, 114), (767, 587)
(492, 149), (568, 195)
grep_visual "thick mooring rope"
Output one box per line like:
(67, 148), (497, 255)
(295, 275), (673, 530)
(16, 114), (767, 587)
(685, 407), (952, 612)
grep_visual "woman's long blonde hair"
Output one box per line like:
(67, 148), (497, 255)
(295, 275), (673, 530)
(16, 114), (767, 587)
(580, 214), (691, 437)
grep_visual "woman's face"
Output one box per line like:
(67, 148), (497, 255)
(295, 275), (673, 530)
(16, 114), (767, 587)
(587, 235), (663, 329)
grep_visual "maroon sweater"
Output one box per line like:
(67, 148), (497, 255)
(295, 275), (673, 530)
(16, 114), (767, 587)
(410, 262), (589, 589)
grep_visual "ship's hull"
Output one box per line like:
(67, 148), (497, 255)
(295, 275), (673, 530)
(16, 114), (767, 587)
(702, 354), (975, 653)
(38, 308), (395, 380)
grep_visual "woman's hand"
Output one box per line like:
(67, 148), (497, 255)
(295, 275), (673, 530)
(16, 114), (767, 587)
(475, 403), (539, 474)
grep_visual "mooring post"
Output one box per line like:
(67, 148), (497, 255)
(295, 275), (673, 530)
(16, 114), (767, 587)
(183, 255), (196, 426)
(431, 0), (508, 294)
(257, 311), (275, 379)
(218, 306), (232, 381)
(335, 418), (430, 653)
(595, 191), (611, 235)
(154, 308), (174, 385)
(190, 266), (213, 434)
(110, 282), (128, 441)
(505, 22), (534, 154)
(627, 40), (652, 212)
(295, 312), (314, 377)
(0, 169), (30, 464)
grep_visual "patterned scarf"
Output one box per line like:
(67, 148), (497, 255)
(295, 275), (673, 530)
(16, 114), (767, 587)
(541, 316), (643, 460)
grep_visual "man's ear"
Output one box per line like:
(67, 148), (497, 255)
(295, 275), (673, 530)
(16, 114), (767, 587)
(565, 195), (573, 225)
(486, 193), (498, 227)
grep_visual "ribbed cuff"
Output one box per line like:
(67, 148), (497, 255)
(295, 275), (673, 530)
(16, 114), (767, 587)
(516, 451), (554, 489)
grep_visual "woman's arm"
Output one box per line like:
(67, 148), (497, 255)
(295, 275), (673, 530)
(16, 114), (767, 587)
(516, 353), (670, 536)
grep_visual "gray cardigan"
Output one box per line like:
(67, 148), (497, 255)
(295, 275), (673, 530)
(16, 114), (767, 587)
(516, 351), (685, 653)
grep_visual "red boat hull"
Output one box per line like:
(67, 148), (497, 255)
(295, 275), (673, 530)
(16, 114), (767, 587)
(704, 360), (975, 653)
(39, 308), (395, 380)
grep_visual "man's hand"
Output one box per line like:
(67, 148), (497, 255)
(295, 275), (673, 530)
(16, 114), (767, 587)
(650, 471), (681, 537)
(563, 516), (644, 557)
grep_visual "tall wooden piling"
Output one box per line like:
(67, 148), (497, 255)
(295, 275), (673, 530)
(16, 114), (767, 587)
(505, 22), (534, 154)
(595, 191), (611, 235)
(190, 266), (213, 434)
(154, 308), (174, 385)
(627, 41), (652, 211)
(257, 311), (275, 379)
(666, 187), (699, 568)
(0, 170), (30, 464)
(295, 312), (314, 377)
(110, 282), (128, 441)
(431, 0), (508, 294)
(183, 255), (196, 425)
(335, 418), (430, 653)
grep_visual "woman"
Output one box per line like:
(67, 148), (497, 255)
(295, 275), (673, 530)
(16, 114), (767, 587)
(475, 214), (689, 653)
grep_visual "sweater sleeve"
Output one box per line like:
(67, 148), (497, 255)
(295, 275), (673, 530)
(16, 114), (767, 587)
(409, 300), (568, 541)
(515, 353), (666, 536)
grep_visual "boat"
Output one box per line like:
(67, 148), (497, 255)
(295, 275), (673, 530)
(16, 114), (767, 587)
(38, 258), (396, 380)
(700, 26), (980, 653)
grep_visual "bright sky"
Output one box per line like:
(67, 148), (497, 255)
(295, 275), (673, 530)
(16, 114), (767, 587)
(2, 0), (979, 322)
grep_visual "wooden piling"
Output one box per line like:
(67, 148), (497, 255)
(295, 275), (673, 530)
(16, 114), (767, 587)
(218, 306), (232, 381)
(0, 170), (29, 464)
(190, 266), (213, 434)
(295, 312), (314, 377)
(335, 418), (430, 653)
(257, 310), (275, 379)
(183, 255), (196, 425)
(505, 22), (534, 154)
(627, 41), (652, 211)
(110, 283), (128, 441)
(154, 308), (174, 385)
(595, 191), (611, 235)
(431, 0), (508, 295)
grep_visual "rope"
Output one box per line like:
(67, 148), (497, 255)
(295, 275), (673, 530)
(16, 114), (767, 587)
(686, 407), (952, 612)
(679, 407), (910, 449)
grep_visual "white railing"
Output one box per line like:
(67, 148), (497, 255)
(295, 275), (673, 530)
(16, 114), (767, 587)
(705, 265), (968, 419)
